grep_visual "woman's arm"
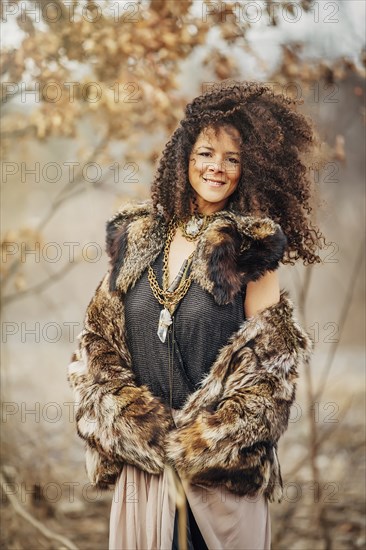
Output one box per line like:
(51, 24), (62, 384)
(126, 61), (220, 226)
(244, 269), (280, 318)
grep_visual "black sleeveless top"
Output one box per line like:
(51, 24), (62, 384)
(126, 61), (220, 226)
(124, 249), (246, 409)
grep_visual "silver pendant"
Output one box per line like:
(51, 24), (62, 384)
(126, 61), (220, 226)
(185, 216), (203, 237)
(157, 307), (172, 343)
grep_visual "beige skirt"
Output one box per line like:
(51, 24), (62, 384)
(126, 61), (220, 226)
(109, 412), (271, 550)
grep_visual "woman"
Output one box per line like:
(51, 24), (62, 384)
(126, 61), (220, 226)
(68, 81), (325, 549)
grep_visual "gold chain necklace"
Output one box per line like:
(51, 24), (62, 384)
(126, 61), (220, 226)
(148, 218), (195, 343)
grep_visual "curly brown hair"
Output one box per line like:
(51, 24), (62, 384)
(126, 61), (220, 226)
(151, 80), (327, 265)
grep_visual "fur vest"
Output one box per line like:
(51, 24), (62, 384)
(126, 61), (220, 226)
(67, 200), (313, 503)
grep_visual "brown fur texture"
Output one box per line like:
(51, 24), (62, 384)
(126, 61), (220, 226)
(106, 200), (288, 305)
(165, 289), (313, 501)
(67, 201), (313, 501)
(67, 273), (175, 488)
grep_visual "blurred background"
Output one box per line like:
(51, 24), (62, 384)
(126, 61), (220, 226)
(1, 1), (365, 548)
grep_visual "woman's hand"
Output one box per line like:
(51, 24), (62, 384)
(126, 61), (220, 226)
(244, 269), (280, 318)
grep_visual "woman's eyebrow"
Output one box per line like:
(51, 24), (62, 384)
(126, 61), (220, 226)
(195, 145), (240, 154)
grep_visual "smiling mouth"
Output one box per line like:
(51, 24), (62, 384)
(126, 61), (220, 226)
(203, 177), (226, 186)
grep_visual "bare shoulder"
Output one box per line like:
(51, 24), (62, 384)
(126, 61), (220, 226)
(244, 269), (280, 318)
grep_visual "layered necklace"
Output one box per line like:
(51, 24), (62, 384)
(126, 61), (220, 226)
(147, 213), (213, 343)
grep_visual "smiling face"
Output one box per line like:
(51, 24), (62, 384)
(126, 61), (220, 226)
(188, 125), (242, 215)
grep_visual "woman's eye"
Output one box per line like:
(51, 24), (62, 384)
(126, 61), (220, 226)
(196, 152), (240, 164)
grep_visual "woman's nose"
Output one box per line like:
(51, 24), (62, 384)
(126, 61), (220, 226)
(207, 160), (224, 172)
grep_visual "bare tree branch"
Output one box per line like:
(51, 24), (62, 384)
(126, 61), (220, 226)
(297, 266), (332, 548)
(1, 132), (110, 292)
(286, 394), (354, 478)
(0, 125), (38, 138)
(274, 394), (354, 548)
(0, 471), (79, 550)
(314, 237), (366, 402)
(2, 260), (78, 307)
(36, 132), (111, 232)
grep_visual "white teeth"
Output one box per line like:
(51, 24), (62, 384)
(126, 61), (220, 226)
(204, 178), (224, 186)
